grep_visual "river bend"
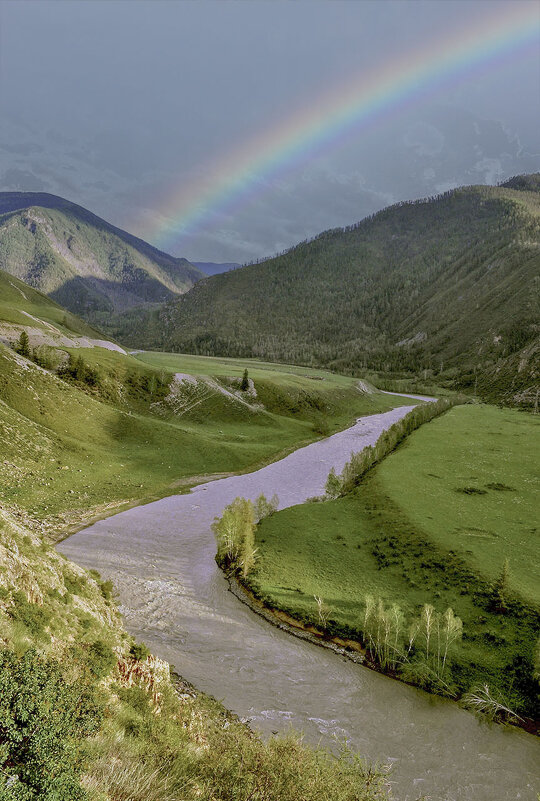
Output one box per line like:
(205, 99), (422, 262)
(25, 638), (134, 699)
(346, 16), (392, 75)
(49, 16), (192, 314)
(59, 401), (540, 800)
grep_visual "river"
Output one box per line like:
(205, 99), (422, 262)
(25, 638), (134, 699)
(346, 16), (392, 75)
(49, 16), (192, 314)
(59, 401), (540, 800)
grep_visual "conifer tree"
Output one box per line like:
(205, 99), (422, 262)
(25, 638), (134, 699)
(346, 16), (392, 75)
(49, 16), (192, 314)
(16, 330), (31, 359)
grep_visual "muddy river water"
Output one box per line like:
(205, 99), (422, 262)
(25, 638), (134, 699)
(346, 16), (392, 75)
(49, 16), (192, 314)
(59, 400), (540, 800)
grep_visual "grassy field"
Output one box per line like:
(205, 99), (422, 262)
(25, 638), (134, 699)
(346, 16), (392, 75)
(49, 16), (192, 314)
(377, 404), (539, 604)
(0, 341), (407, 536)
(136, 350), (364, 382)
(248, 404), (540, 719)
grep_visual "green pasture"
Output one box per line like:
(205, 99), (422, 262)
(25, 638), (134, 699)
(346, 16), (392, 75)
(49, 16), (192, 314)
(137, 349), (363, 386)
(250, 404), (539, 716)
(378, 404), (539, 604)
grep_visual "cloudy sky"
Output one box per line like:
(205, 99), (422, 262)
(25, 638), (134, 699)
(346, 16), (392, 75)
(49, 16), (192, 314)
(0, 0), (539, 262)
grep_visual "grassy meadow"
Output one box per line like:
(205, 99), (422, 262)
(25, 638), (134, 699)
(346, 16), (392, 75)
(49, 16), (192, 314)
(0, 267), (101, 336)
(248, 404), (540, 719)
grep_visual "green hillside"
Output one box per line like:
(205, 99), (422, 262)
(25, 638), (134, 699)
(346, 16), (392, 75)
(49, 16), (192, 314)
(0, 192), (203, 334)
(137, 179), (539, 407)
(0, 267), (102, 339)
(0, 282), (398, 798)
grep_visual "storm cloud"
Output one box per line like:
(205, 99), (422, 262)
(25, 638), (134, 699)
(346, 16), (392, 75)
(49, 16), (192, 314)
(0, 0), (538, 262)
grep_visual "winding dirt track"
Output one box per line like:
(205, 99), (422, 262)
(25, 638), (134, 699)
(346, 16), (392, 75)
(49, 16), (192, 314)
(59, 399), (540, 801)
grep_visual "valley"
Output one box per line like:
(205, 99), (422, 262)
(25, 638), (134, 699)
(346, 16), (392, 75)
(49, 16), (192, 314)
(1, 1), (539, 797)
(0, 178), (538, 801)
(131, 179), (539, 409)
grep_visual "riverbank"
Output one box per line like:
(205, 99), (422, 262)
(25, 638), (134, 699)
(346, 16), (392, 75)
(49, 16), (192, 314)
(244, 403), (540, 731)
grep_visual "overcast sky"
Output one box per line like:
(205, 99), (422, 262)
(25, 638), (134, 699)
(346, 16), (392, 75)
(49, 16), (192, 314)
(0, 0), (539, 262)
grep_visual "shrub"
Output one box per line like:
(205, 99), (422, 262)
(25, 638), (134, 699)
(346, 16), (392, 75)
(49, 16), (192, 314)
(254, 493), (279, 521)
(86, 640), (117, 680)
(98, 579), (114, 601)
(9, 591), (51, 638)
(129, 642), (150, 662)
(212, 497), (257, 577)
(64, 572), (87, 596)
(0, 648), (102, 800)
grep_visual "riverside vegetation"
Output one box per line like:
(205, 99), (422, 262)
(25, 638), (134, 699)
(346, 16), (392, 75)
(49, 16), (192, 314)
(214, 402), (540, 727)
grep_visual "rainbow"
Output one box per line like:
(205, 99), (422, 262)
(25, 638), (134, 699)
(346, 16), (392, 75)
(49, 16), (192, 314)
(142, 2), (539, 250)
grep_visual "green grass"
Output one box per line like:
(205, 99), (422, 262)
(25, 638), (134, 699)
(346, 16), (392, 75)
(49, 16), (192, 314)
(136, 350), (368, 385)
(249, 405), (540, 718)
(377, 404), (539, 604)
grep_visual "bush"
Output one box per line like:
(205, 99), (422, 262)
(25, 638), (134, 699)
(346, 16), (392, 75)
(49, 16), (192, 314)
(64, 573), (87, 596)
(86, 640), (117, 679)
(212, 497), (257, 577)
(0, 648), (102, 800)
(98, 579), (114, 601)
(8, 591), (51, 638)
(129, 642), (150, 662)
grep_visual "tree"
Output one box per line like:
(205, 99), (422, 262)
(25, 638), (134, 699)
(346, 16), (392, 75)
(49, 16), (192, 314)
(15, 330), (30, 359)
(240, 368), (249, 392)
(314, 595), (330, 629)
(254, 493), (279, 521)
(212, 497), (257, 577)
(491, 557), (510, 612)
(324, 467), (342, 500)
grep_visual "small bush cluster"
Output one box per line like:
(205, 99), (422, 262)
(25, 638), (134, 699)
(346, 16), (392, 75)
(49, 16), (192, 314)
(212, 497), (257, 577)
(59, 354), (107, 391)
(8, 591), (52, 639)
(0, 648), (103, 800)
(213, 494), (278, 577)
(129, 641), (150, 661)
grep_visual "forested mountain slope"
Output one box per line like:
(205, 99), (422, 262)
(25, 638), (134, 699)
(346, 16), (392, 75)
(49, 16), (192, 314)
(0, 192), (203, 334)
(140, 178), (539, 404)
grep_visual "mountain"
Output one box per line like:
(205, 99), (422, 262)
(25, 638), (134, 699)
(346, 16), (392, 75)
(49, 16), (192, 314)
(193, 261), (241, 276)
(0, 192), (204, 334)
(134, 177), (539, 406)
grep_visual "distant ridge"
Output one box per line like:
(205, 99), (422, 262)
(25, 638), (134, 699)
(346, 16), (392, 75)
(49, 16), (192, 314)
(193, 261), (242, 276)
(133, 177), (540, 407)
(0, 191), (204, 334)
